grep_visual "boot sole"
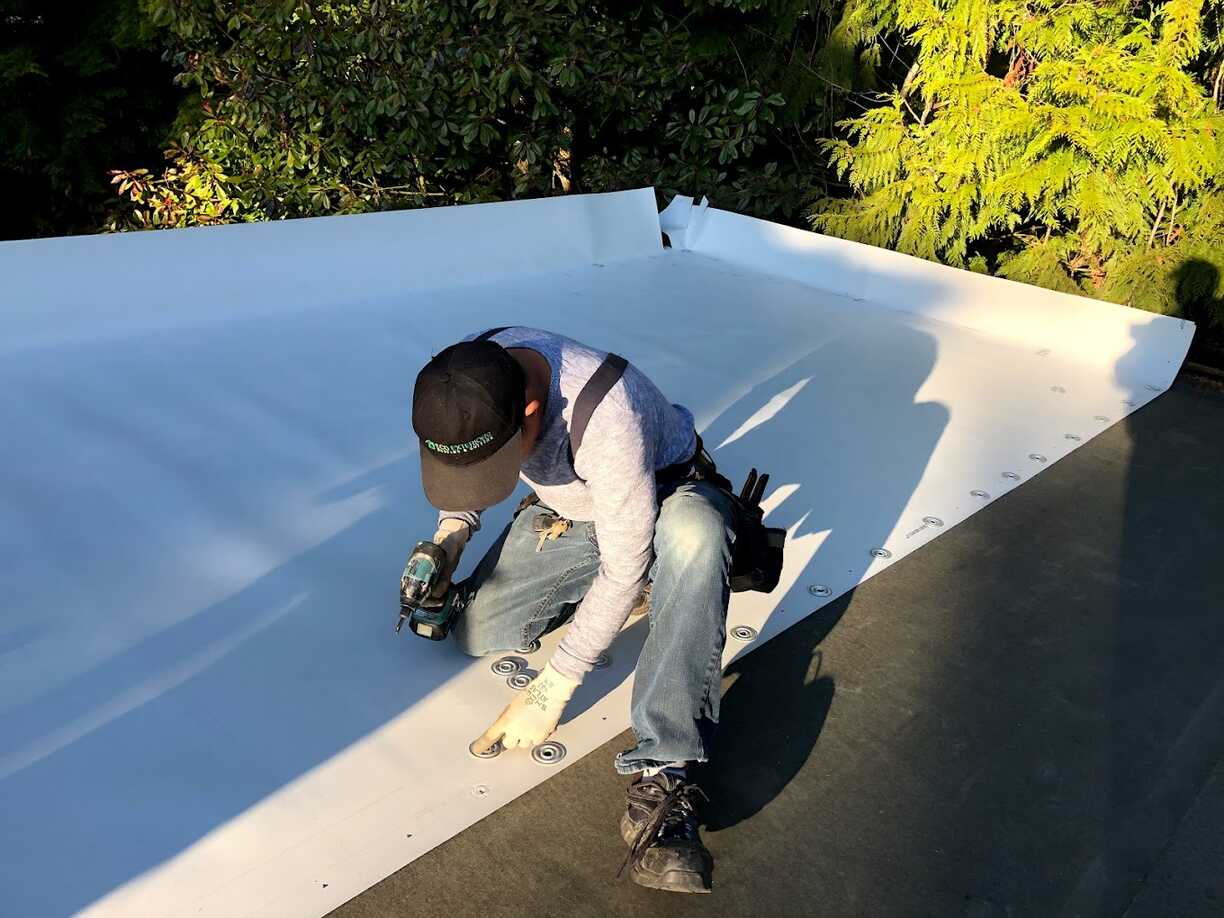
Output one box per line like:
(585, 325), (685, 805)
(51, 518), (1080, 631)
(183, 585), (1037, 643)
(629, 862), (712, 894)
(619, 813), (712, 893)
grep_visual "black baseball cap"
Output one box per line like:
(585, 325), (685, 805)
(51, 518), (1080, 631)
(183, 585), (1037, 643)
(412, 340), (527, 511)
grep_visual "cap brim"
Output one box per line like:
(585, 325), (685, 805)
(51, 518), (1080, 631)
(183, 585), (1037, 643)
(420, 430), (522, 512)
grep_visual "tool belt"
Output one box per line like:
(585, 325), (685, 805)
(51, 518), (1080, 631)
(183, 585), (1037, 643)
(662, 435), (786, 594)
(516, 434), (784, 594)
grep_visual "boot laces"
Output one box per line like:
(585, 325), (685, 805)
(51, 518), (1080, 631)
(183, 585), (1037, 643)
(617, 779), (708, 879)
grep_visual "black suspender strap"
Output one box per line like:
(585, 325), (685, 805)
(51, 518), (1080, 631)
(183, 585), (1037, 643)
(475, 326), (512, 341)
(474, 329), (626, 461)
(569, 353), (628, 459)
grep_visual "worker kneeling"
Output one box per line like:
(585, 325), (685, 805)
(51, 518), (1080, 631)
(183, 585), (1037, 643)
(408, 326), (783, 894)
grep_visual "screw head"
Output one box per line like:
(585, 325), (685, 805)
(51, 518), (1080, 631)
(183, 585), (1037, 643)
(532, 741), (567, 765)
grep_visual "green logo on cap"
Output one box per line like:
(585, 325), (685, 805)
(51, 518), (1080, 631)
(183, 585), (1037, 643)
(426, 432), (494, 455)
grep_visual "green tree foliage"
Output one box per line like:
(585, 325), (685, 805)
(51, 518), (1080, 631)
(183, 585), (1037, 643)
(23, 0), (1224, 359)
(811, 0), (1224, 339)
(112, 0), (834, 228)
(0, 1), (179, 239)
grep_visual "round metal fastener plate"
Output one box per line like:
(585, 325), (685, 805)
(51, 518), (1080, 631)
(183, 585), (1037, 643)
(870, 547), (892, 560)
(1065, 433), (1082, 441)
(730, 624), (758, 641)
(1029, 453), (1047, 463)
(808, 584), (832, 597)
(1002, 472), (1021, 481)
(532, 741), (566, 765)
(922, 516), (944, 527)
(517, 640), (541, 654)
(469, 740), (502, 760)
(971, 489), (991, 499)
(506, 671), (536, 691)
(490, 656), (526, 677)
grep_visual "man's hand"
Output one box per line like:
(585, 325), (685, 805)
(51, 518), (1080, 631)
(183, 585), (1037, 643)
(429, 518), (471, 601)
(471, 662), (579, 752)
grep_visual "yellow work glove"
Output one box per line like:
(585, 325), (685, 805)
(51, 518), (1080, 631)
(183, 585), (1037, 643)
(471, 662), (580, 752)
(428, 518), (471, 600)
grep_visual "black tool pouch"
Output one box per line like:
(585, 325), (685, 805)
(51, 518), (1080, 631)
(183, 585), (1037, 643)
(684, 438), (785, 594)
(728, 468), (786, 593)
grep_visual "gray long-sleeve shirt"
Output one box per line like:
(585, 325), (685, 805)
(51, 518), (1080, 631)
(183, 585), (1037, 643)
(438, 327), (696, 680)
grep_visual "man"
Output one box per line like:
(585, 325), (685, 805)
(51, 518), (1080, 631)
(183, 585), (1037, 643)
(412, 325), (738, 893)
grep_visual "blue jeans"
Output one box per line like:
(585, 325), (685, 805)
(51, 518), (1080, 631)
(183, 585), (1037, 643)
(452, 480), (737, 774)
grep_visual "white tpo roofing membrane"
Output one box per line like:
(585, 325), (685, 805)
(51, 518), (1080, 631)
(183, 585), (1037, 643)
(0, 189), (1193, 915)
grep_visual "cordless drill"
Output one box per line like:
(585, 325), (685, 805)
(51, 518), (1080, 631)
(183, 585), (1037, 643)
(396, 540), (461, 640)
